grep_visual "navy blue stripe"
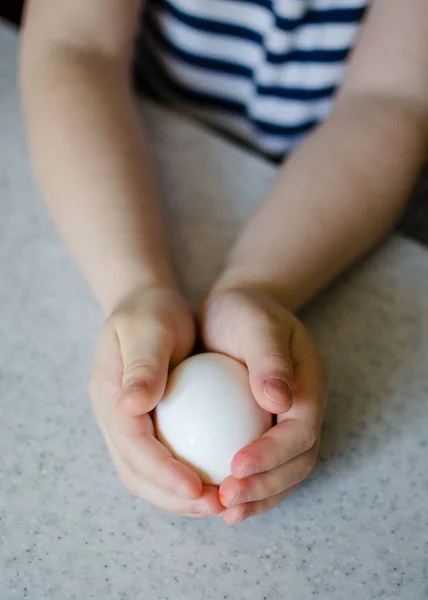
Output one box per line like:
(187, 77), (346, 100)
(143, 24), (338, 101)
(258, 83), (336, 101)
(160, 0), (366, 44)
(304, 7), (367, 26)
(136, 44), (320, 137)
(268, 48), (350, 64)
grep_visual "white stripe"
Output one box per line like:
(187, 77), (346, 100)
(270, 0), (305, 20)
(257, 0), (366, 19)
(267, 24), (356, 54)
(249, 93), (332, 125)
(257, 59), (346, 88)
(292, 22), (358, 50)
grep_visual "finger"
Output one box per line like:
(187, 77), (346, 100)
(244, 320), (294, 415)
(137, 481), (223, 517)
(231, 329), (327, 477)
(116, 318), (174, 416)
(222, 485), (299, 526)
(108, 434), (223, 515)
(90, 321), (124, 417)
(281, 323), (328, 421)
(220, 445), (318, 507)
(231, 417), (320, 478)
(103, 413), (203, 500)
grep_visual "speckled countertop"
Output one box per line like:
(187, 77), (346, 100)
(1, 22), (428, 600)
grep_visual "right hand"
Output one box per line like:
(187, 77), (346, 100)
(89, 285), (223, 517)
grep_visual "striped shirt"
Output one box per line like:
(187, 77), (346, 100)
(134, 0), (368, 159)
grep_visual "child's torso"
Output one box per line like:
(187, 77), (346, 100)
(134, 0), (368, 158)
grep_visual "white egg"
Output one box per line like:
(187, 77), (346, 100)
(154, 353), (272, 485)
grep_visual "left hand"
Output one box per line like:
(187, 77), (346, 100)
(201, 287), (327, 525)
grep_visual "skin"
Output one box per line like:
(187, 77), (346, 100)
(21, 0), (428, 524)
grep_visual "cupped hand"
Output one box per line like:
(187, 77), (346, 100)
(201, 288), (327, 524)
(90, 285), (223, 517)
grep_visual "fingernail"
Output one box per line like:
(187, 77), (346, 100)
(122, 380), (150, 397)
(194, 503), (213, 516)
(237, 510), (251, 525)
(230, 509), (251, 526)
(229, 490), (251, 507)
(239, 465), (260, 478)
(264, 377), (293, 407)
(176, 486), (196, 500)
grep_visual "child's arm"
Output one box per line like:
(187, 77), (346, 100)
(204, 1), (428, 524)
(21, 0), (175, 313)
(213, 0), (428, 312)
(21, 0), (222, 517)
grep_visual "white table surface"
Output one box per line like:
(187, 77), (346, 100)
(1, 21), (428, 600)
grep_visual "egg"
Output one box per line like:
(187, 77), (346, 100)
(154, 353), (272, 485)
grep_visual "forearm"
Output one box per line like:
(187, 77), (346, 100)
(214, 94), (428, 311)
(21, 48), (175, 313)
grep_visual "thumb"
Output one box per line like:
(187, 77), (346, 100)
(117, 320), (174, 416)
(245, 324), (294, 415)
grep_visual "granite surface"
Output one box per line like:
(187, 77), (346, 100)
(1, 21), (428, 600)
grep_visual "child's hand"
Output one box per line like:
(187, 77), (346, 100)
(201, 288), (327, 525)
(90, 286), (223, 517)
